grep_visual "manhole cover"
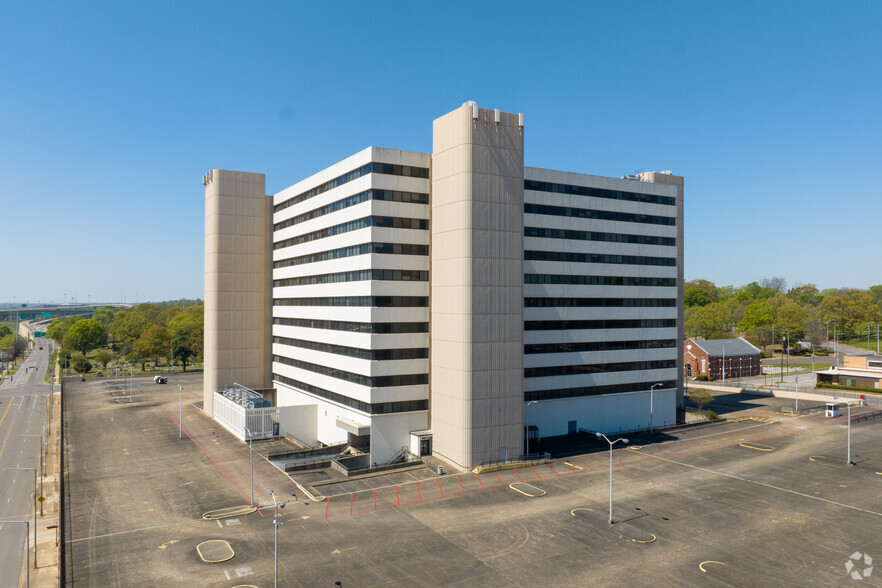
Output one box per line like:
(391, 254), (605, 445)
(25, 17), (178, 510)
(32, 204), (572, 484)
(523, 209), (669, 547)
(196, 539), (234, 563)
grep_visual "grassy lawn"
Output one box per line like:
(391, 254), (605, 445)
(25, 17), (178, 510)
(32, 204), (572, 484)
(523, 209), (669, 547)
(57, 346), (203, 379)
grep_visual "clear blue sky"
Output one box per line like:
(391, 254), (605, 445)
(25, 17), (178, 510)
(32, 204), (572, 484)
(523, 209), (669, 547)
(1, 1), (879, 304)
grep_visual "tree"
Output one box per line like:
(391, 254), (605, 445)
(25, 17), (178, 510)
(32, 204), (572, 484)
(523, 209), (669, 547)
(0, 324), (10, 338)
(760, 276), (787, 293)
(738, 300), (774, 341)
(94, 349), (114, 370)
(788, 283), (821, 307)
(46, 316), (78, 344)
(818, 289), (878, 338)
(91, 306), (116, 330)
(111, 311), (151, 344)
(685, 305), (724, 339)
(135, 325), (170, 368)
(689, 389), (714, 411)
(169, 307), (203, 372)
(64, 319), (108, 356)
(684, 288), (711, 308)
(71, 355), (92, 374)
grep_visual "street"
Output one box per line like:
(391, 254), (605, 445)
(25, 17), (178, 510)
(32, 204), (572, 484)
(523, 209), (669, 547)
(0, 341), (53, 586)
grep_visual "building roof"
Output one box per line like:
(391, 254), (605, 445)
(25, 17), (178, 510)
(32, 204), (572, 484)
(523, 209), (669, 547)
(688, 337), (760, 357)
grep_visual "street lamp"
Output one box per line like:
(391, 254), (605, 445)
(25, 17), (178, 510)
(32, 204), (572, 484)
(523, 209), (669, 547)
(267, 489), (286, 588)
(245, 427), (254, 506)
(843, 400), (860, 465)
(650, 383), (663, 437)
(17, 435), (44, 515)
(0, 520), (29, 587)
(4, 467), (37, 567)
(178, 384), (183, 440)
(595, 432), (629, 524)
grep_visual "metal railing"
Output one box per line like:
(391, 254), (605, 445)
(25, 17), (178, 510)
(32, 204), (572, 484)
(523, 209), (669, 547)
(477, 452), (551, 470)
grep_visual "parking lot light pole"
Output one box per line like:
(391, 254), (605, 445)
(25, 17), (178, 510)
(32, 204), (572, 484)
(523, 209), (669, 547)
(5, 467), (37, 567)
(17, 435), (44, 515)
(595, 433), (628, 524)
(0, 520), (29, 587)
(650, 383), (663, 437)
(268, 489), (286, 588)
(245, 427), (254, 506)
(844, 400), (859, 465)
(178, 385), (183, 439)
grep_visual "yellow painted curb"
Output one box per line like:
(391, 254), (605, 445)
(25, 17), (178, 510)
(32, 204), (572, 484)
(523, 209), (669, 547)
(739, 442), (774, 452)
(293, 478), (325, 502)
(563, 461), (583, 469)
(509, 482), (546, 497)
(570, 507), (593, 516)
(631, 533), (657, 544)
(196, 539), (235, 563)
(809, 456), (826, 462)
(699, 560), (726, 573)
(202, 505), (258, 520)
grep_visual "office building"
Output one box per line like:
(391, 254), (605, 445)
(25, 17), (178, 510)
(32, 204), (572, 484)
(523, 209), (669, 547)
(203, 102), (684, 471)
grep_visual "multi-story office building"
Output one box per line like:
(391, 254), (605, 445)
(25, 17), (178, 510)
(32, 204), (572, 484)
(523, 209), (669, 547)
(203, 102), (683, 472)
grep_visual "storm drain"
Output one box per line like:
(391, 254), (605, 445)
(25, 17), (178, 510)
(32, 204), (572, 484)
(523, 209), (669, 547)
(197, 539), (235, 563)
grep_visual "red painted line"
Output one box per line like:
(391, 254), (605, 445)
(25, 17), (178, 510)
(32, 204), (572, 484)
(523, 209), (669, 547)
(562, 461), (577, 473)
(475, 473), (486, 490)
(155, 405), (248, 500)
(547, 463), (560, 477)
(416, 481), (423, 502)
(373, 488), (377, 511)
(530, 466), (543, 480)
(589, 453), (607, 467)
(395, 485), (401, 506)
(437, 478), (444, 498)
(513, 469), (525, 482)
(325, 496), (330, 521)
(456, 475), (465, 494)
(494, 472), (505, 487)
(574, 456), (594, 471)
(350, 493), (354, 516)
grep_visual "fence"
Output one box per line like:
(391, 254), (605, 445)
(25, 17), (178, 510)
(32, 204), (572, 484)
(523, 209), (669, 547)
(477, 452), (552, 470)
(213, 393), (277, 441)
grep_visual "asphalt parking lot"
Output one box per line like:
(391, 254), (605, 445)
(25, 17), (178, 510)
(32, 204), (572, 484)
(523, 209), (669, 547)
(63, 375), (882, 586)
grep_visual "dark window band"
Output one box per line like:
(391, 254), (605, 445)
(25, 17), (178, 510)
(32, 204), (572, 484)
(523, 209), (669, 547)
(525, 250), (675, 267)
(274, 336), (428, 361)
(525, 339), (676, 354)
(274, 269), (428, 288)
(274, 317), (428, 334)
(525, 298), (675, 308)
(525, 203), (675, 226)
(525, 359), (676, 378)
(274, 242), (428, 270)
(525, 226), (675, 247)
(274, 189), (428, 232)
(525, 274), (675, 287)
(274, 296), (428, 307)
(525, 319), (676, 331)
(525, 180), (675, 206)
(275, 162), (429, 213)
(274, 374), (427, 415)
(526, 379), (678, 402)
(274, 355), (427, 387)
(274, 216), (429, 251)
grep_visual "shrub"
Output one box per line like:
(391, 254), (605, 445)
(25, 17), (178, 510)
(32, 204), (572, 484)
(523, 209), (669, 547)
(695, 374), (710, 381)
(706, 410), (720, 420)
(71, 355), (92, 374)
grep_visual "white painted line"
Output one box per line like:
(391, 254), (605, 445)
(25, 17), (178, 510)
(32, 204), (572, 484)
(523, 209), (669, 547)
(68, 523), (179, 544)
(217, 520), (222, 528)
(224, 570), (230, 580)
(643, 452), (882, 518)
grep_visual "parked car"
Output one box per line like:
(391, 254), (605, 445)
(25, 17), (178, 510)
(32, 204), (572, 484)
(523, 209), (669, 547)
(154, 376), (168, 384)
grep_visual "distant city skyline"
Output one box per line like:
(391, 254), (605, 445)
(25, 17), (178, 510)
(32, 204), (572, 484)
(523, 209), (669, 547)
(2, 1), (879, 302)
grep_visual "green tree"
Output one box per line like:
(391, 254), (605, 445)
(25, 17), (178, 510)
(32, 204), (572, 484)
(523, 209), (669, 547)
(91, 306), (116, 330)
(169, 307), (203, 371)
(64, 319), (108, 356)
(46, 316), (78, 344)
(685, 305), (724, 339)
(738, 300), (774, 335)
(688, 389), (714, 411)
(819, 289), (879, 338)
(135, 325), (170, 368)
(111, 311), (151, 343)
(0, 324), (11, 338)
(788, 283), (821, 307)
(71, 355), (92, 374)
(94, 349), (114, 370)
(684, 288), (711, 308)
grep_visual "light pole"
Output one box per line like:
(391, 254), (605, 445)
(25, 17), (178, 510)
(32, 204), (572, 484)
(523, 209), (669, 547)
(5, 467), (37, 567)
(0, 520), (29, 587)
(595, 432), (629, 524)
(650, 383), (663, 437)
(178, 384), (183, 440)
(267, 489), (286, 588)
(844, 400), (859, 466)
(524, 400), (537, 454)
(17, 435), (44, 515)
(245, 427), (254, 506)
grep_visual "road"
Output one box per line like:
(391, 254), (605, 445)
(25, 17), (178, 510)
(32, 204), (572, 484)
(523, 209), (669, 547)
(0, 341), (53, 585)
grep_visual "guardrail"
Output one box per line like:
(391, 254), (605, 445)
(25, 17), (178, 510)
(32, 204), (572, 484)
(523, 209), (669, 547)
(476, 452), (551, 471)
